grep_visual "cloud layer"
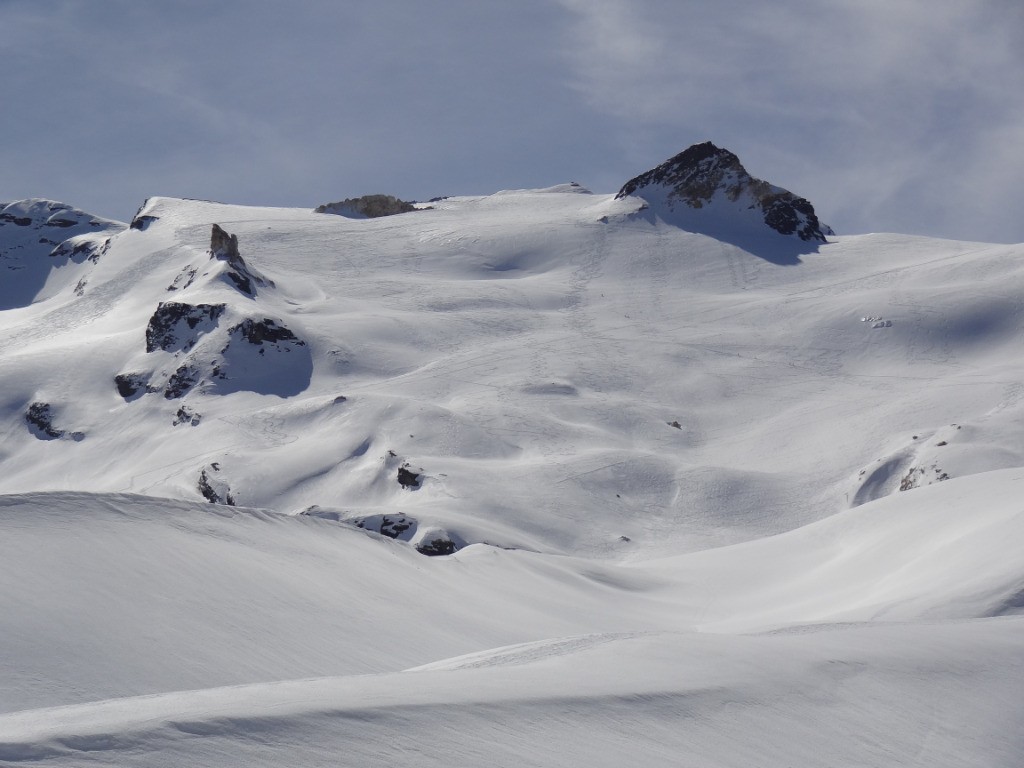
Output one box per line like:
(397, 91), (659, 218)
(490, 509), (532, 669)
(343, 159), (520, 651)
(557, 0), (1024, 242)
(1, 0), (1021, 242)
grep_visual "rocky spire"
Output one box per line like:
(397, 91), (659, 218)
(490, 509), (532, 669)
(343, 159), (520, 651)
(208, 223), (273, 296)
(210, 223), (239, 260)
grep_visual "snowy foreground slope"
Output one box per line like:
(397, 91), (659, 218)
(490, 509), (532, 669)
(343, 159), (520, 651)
(1, 485), (1022, 766)
(2, 146), (1024, 765)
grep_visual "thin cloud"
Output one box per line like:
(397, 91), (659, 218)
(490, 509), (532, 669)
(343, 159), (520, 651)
(1, 0), (1020, 241)
(555, 0), (1024, 241)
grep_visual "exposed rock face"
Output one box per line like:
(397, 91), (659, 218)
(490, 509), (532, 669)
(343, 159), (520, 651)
(48, 235), (111, 265)
(302, 508), (419, 540)
(136, 305), (311, 399)
(414, 526), (463, 556)
(352, 514), (415, 539)
(25, 402), (83, 441)
(166, 265), (198, 292)
(228, 318), (304, 347)
(616, 142), (829, 242)
(315, 195), (416, 219)
(114, 372), (147, 400)
(145, 302), (226, 353)
(208, 224), (272, 296)
(198, 466), (235, 505)
(397, 466), (422, 489)
(25, 402), (63, 439)
(210, 223), (239, 260)
(416, 537), (457, 557)
(0, 211), (31, 227)
(130, 215), (159, 231)
(300, 508), (461, 557)
(129, 199), (160, 231)
(173, 405), (201, 426)
(165, 364), (201, 399)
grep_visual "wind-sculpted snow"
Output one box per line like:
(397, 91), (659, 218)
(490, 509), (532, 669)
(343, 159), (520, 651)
(0, 489), (1023, 765)
(4, 621), (1020, 768)
(1, 171), (1024, 764)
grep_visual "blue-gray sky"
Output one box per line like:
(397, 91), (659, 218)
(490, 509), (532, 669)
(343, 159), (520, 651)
(2, 0), (1022, 242)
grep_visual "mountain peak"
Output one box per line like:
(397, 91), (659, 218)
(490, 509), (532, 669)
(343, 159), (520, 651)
(617, 142), (743, 199)
(616, 142), (829, 243)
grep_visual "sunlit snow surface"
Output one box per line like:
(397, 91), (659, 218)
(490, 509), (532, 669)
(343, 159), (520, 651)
(1, 190), (1023, 765)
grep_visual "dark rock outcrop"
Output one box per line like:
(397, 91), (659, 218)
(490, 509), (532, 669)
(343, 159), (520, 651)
(198, 467), (235, 505)
(352, 514), (414, 539)
(0, 212), (32, 226)
(139, 306), (310, 399)
(315, 195), (417, 219)
(49, 236), (111, 264)
(303, 509), (420, 542)
(303, 508), (461, 558)
(173, 405), (201, 426)
(210, 223), (239, 260)
(416, 537), (457, 556)
(114, 372), (147, 400)
(166, 265), (198, 292)
(616, 142), (829, 243)
(228, 318), (304, 347)
(25, 402), (63, 439)
(128, 199), (160, 231)
(146, 301), (226, 353)
(25, 402), (83, 441)
(130, 215), (159, 231)
(165, 364), (201, 399)
(209, 224), (272, 296)
(397, 466), (422, 489)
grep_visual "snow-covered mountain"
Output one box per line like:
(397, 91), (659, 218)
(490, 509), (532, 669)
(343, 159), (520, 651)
(0, 199), (124, 311)
(1, 145), (1022, 766)
(616, 140), (832, 258)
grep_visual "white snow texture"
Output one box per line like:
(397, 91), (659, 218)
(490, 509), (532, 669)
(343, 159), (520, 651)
(0, 167), (1023, 767)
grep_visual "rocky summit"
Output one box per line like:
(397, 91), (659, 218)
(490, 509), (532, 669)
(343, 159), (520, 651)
(617, 141), (829, 242)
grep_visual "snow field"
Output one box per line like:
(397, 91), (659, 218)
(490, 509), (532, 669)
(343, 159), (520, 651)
(2, 188), (1023, 765)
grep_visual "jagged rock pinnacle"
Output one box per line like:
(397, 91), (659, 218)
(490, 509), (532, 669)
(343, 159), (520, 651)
(210, 223), (240, 260)
(207, 223), (273, 296)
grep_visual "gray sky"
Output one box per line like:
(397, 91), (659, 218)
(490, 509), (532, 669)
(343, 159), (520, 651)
(2, 0), (1022, 242)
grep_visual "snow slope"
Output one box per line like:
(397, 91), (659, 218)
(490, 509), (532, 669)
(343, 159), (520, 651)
(1, 480), (1022, 765)
(2, 150), (1024, 764)
(2, 190), (1023, 557)
(3, 621), (1022, 767)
